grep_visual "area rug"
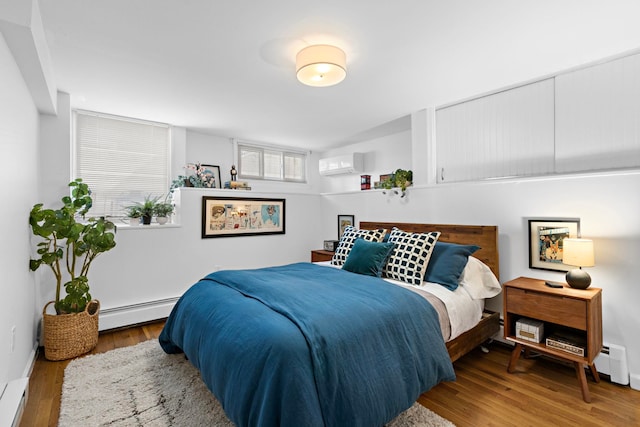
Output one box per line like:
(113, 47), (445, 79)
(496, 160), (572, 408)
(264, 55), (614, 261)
(59, 339), (455, 427)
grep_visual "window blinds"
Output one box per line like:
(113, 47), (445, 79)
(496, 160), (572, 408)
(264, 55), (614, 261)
(436, 79), (555, 183)
(555, 52), (640, 173)
(74, 111), (170, 217)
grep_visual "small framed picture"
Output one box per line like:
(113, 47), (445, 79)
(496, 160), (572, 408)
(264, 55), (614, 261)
(200, 164), (222, 189)
(338, 215), (355, 239)
(528, 218), (581, 272)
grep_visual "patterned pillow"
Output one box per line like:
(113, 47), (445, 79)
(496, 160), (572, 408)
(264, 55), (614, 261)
(383, 227), (441, 285)
(331, 226), (387, 266)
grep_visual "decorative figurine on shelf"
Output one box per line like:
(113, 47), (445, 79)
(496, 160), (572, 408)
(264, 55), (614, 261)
(230, 165), (238, 181)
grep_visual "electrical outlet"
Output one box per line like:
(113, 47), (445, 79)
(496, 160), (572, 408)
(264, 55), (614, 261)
(11, 325), (16, 353)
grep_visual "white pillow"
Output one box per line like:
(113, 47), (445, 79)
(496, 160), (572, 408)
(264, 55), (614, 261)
(458, 256), (502, 299)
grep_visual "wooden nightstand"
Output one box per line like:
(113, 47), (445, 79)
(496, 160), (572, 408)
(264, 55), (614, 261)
(311, 249), (334, 262)
(503, 276), (602, 402)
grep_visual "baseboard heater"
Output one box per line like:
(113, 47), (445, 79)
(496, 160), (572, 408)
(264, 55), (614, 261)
(0, 378), (29, 427)
(594, 343), (629, 385)
(98, 297), (180, 331)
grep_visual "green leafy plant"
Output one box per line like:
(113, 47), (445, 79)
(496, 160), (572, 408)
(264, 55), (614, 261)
(393, 168), (413, 191)
(124, 205), (142, 219)
(126, 195), (160, 225)
(29, 179), (117, 314)
(381, 168), (413, 191)
(154, 200), (174, 217)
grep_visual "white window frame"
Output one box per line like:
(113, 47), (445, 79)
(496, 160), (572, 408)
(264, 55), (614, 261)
(72, 110), (171, 217)
(234, 139), (307, 183)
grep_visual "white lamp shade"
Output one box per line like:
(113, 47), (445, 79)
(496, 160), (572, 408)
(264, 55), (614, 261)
(562, 238), (595, 267)
(296, 45), (346, 87)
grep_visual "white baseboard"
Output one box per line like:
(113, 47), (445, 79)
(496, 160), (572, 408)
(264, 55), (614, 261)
(22, 345), (37, 379)
(98, 297), (179, 331)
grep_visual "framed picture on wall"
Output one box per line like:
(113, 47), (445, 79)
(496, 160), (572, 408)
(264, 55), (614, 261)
(528, 218), (581, 271)
(202, 196), (285, 238)
(338, 215), (355, 239)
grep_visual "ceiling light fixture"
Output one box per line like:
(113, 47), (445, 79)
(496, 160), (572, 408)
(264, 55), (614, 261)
(296, 44), (346, 87)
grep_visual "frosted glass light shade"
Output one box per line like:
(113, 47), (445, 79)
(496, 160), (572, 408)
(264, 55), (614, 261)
(562, 238), (595, 267)
(296, 45), (346, 87)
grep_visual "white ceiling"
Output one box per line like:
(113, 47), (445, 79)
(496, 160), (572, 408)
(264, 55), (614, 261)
(39, 0), (640, 151)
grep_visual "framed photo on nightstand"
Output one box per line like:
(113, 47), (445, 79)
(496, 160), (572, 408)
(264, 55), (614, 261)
(528, 218), (580, 271)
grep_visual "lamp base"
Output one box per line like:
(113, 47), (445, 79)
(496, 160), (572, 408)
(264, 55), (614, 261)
(566, 269), (591, 289)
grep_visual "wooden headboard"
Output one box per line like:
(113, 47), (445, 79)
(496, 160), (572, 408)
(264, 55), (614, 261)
(359, 222), (500, 281)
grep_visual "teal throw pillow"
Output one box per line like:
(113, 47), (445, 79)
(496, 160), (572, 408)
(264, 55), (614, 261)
(424, 242), (480, 291)
(342, 238), (396, 277)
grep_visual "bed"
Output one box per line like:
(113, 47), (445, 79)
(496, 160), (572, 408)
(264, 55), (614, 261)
(359, 222), (501, 362)
(159, 222), (501, 426)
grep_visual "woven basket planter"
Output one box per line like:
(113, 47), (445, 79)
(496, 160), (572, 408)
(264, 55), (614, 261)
(42, 300), (100, 361)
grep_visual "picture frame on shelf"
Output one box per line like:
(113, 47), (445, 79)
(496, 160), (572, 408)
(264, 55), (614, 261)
(202, 196), (285, 238)
(338, 214), (355, 239)
(528, 218), (581, 272)
(200, 164), (222, 189)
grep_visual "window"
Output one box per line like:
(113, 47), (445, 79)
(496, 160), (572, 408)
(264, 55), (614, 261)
(237, 141), (306, 182)
(73, 110), (170, 217)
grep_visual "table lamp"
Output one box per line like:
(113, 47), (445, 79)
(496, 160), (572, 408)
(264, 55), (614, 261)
(562, 238), (595, 289)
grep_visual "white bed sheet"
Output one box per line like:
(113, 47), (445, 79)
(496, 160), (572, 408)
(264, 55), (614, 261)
(314, 261), (484, 341)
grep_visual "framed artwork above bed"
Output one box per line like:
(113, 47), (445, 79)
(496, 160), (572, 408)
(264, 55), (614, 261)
(528, 218), (580, 272)
(202, 196), (285, 238)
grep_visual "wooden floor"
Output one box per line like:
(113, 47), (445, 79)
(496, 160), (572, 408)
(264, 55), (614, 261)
(21, 321), (639, 427)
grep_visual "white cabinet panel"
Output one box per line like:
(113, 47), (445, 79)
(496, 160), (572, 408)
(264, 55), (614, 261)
(436, 79), (555, 183)
(556, 53), (640, 172)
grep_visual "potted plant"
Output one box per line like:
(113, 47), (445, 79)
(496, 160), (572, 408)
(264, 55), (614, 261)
(381, 168), (413, 197)
(124, 205), (142, 226)
(154, 200), (174, 225)
(126, 195), (160, 225)
(29, 178), (117, 360)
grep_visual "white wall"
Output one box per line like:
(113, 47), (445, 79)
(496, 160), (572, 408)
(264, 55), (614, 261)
(0, 32), (39, 384)
(185, 130), (234, 184)
(319, 130), (640, 387)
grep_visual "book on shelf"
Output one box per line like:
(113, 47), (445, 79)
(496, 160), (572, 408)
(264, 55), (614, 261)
(224, 181), (251, 190)
(545, 330), (586, 357)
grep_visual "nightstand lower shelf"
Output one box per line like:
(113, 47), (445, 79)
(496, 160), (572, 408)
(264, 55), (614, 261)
(506, 338), (600, 403)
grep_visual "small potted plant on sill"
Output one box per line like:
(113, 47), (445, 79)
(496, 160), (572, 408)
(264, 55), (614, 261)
(126, 195), (160, 225)
(154, 200), (174, 225)
(124, 205), (142, 226)
(29, 178), (117, 360)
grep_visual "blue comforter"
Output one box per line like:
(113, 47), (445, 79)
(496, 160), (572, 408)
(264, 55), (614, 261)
(159, 262), (455, 426)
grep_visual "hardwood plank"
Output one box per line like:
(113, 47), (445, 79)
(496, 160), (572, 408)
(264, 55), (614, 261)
(20, 321), (640, 427)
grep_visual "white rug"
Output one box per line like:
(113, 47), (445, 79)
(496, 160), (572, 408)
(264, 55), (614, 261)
(59, 339), (455, 427)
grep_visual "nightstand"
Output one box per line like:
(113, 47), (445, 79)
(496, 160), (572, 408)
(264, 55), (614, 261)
(311, 249), (334, 262)
(503, 276), (603, 402)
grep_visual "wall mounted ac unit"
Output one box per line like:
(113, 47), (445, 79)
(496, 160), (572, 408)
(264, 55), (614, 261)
(319, 153), (364, 176)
